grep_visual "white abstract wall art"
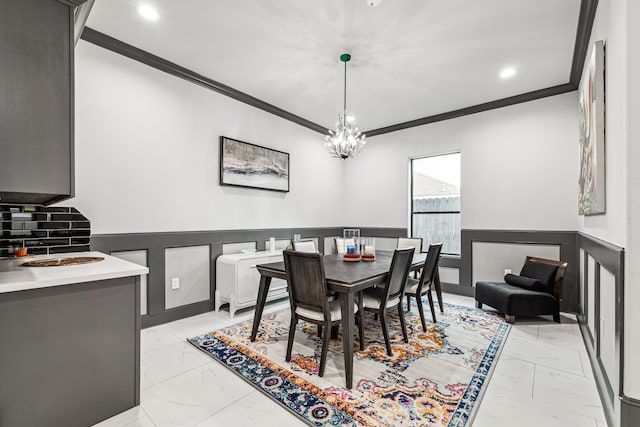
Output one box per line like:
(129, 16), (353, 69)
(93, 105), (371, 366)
(220, 136), (289, 192)
(578, 40), (606, 215)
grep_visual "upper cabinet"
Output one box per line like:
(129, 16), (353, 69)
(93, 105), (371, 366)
(0, 0), (78, 205)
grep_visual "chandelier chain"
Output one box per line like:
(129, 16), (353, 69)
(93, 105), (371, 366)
(324, 53), (366, 160)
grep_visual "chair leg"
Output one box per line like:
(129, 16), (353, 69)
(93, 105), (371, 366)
(357, 292), (365, 351)
(319, 321), (331, 377)
(434, 270), (444, 313)
(553, 312), (561, 323)
(286, 315), (297, 362)
(505, 314), (515, 324)
(427, 289), (437, 324)
(379, 309), (393, 356)
(330, 325), (339, 339)
(317, 325), (322, 338)
(397, 304), (408, 343)
(414, 294), (428, 331)
(406, 294), (411, 311)
(475, 300), (483, 309)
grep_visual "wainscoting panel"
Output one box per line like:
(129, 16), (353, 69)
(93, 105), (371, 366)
(439, 267), (459, 285)
(164, 245), (210, 310)
(471, 242), (560, 285)
(93, 227), (359, 327)
(587, 255), (596, 344)
(323, 235), (399, 255)
(323, 236), (337, 255)
(222, 241), (256, 255)
(112, 250), (148, 315)
(373, 237), (401, 251)
(91, 228), (579, 327)
(264, 239), (292, 251)
(462, 230), (578, 312)
(577, 232), (625, 427)
(580, 248), (585, 317)
(600, 265), (617, 400)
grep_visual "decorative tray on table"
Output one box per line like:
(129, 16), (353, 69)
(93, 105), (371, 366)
(361, 254), (376, 262)
(343, 254), (361, 262)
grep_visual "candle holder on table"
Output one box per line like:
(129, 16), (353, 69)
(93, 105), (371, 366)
(361, 237), (376, 261)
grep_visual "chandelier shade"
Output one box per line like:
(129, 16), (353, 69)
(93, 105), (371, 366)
(324, 53), (366, 159)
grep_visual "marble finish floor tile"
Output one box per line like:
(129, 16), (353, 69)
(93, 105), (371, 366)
(501, 334), (585, 376)
(482, 355), (535, 399)
(536, 323), (586, 351)
(474, 392), (600, 427)
(141, 341), (211, 389)
(96, 294), (605, 427)
(141, 362), (255, 427)
(141, 324), (183, 353)
(532, 364), (606, 421)
(193, 391), (304, 426)
(94, 406), (154, 427)
(580, 348), (596, 379)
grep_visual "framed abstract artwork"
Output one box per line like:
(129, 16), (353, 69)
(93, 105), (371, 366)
(578, 40), (606, 215)
(219, 136), (289, 192)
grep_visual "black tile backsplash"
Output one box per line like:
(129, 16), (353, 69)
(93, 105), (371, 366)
(50, 245), (90, 254)
(0, 205), (91, 257)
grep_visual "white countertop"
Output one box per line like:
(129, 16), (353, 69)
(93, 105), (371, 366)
(0, 251), (149, 294)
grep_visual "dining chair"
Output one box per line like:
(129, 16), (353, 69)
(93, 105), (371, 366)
(398, 237), (424, 281)
(397, 237), (423, 253)
(283, 250), (362, 377)
(335, 238), (355, 255)
(360, 247), (415, 356)
(404, 243), (443, 331)
(292, 239), (317, 253)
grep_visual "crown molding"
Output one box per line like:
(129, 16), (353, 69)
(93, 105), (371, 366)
(80, 27), (328, 135)
(81, 0), (599, 138)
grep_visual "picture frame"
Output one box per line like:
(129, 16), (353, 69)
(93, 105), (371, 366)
(219, 136), (290, 192)
(578, 40), (606, 215)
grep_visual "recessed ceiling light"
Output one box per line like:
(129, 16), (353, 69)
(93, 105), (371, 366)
(138, 4), (159, 21)
(500, 67), (516, 79)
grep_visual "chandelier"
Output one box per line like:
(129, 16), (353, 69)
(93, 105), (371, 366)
(325, 53), (366, 159)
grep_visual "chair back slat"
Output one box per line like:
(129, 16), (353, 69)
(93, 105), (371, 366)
(397, 237), (423, 253)
(386, 247), (415, 301)
(417, 243), (443, 292)
(283, 250), (327, 312)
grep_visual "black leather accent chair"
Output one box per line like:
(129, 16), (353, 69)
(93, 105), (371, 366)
(475, 256), (568, 324)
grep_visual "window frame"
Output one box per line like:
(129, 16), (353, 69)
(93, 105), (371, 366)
(409, 151), (461, 256)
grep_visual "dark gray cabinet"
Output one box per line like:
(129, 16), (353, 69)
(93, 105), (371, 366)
(0, 276), (141, 426)
(0, 0), (75, 205)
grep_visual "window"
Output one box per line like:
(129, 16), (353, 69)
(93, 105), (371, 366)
(410, 152), (461, 255)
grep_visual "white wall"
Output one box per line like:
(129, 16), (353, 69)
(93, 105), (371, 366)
(576, 0), (640, 404)
(75, 39), (580, 237)
(343, 93), (579, 232)
(626, 0), (640, 402)
(73, 41), (344, 234)
(578, 0), (627, 247)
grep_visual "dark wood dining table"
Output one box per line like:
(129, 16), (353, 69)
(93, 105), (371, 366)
(251, 250), (427, 389)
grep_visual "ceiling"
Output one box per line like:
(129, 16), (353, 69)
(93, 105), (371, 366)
(84, 0), (583, 134)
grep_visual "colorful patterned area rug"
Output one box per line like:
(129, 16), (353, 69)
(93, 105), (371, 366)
(188, 302), (510, 426)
